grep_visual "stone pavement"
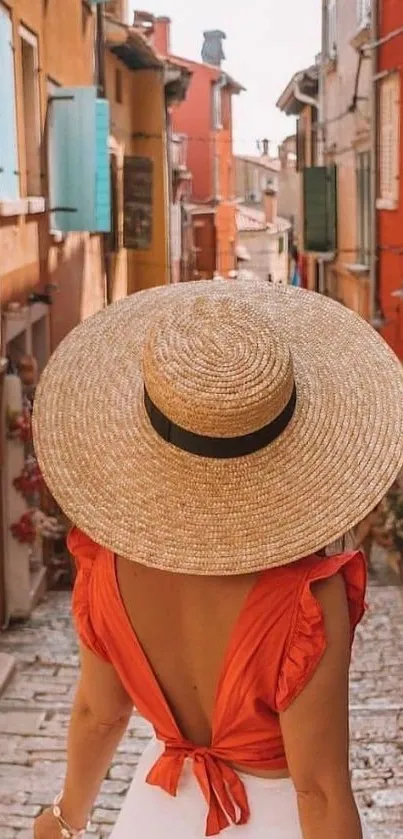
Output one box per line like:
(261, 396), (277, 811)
(0, 557), (402, 839)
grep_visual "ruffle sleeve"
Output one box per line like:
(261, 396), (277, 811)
(68, 527), (109, 661)
(275, 551), (367, 712)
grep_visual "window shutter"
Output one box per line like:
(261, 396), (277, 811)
(296, 118), (306, 172)
(48, 86), (111, 232)
(0, 7), (19, 200)
(357, 0), (370, 29)
(327, 0), (337, 57)
(379, 75), (399, 205)
(303, 165), (337, 252)
(95, 99), (111, 232)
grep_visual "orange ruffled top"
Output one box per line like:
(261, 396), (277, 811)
(68, 528), (367, 837)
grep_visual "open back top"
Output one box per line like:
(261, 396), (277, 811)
(68, 528), (366, 837)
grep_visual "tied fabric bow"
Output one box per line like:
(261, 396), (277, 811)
(146, 742), (250, 836)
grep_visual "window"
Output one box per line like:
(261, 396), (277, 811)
(212, 83), (222, 130)
(0, 4), (19, 200)
(20, 26), (42, 196)
(303, 165), (338, 252)
(357, 0), (371, 31)
(278, 235), (284, 255)
(379, 74), (400, 208)
(326, 0), (337, 58)
(252, 168), (261, 202)
(356, 151), (371, 265)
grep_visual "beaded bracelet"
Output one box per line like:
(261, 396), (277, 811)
(52, 793), (91, 838)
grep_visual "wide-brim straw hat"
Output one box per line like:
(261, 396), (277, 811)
(33, 280), (403, 575)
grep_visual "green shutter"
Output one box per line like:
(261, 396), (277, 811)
(303, 165), (337, 252)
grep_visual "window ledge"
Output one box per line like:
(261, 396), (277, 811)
(0, 198), (29, 217)
(350, 22), (371, 51)
(343, 262), (370, 276)
(27, 196), (46, 214)
(376, 197), (398, 211)
(314, 251), (336, 262)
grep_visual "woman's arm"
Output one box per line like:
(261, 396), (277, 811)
(280, 573), (362, 839)
(34, 643), (133, 838)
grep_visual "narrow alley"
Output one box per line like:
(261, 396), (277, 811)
(0, 552), (402, 839)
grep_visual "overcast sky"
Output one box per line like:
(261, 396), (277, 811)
(130, 0), (321, 154)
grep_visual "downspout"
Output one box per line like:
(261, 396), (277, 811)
(317, 0), (328, 294)
(95, 5), (112, 305)
(164, 96), (173, 284)
(370, 0), (378, 323)
(293, 80), (319, 110)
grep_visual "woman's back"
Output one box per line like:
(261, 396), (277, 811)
(116, 557), (263, 750)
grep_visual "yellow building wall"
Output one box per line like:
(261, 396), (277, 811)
(0, 0), (105, 350)
(106, 56), (170, 295)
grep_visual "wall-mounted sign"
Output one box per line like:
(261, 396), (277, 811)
(123, 156), (153, 250)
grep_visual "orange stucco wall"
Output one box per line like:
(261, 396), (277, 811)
(378, 0), (403, 358)
(0, 0), (104, 350)
(105, 57), (170, 294)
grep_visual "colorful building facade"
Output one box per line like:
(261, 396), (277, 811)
(377, 0), (403, 357)
(134, 13), (243, 279)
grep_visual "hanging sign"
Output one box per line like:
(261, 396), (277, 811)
(123, 156), (153, 250)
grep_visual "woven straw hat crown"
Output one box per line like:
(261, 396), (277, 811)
(33, 280), (403, 575)
(143, 296), (294, 439)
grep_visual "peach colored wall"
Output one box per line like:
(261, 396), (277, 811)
(323, 3), (372, 317)
(0, 0), (105, 350)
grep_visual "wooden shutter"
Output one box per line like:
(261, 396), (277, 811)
(357, 0), (370, 30)
(47, 86), (111, 232)
(327, 0), (337, 57)
(0, 6), (19, 200)
(303, 165), (338, 252)
(379, 75), (400, 205)
(296, 118), (306, 172)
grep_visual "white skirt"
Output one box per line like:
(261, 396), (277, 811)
(110, 737), (371, 838)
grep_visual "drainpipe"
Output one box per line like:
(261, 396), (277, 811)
(95, 5), (112, 305)
(370, 0), (378, 323)
(293, 79), (319, 111)
(317, 0), (328, 294)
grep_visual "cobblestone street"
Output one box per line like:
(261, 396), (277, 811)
(0, 557), (402, 839)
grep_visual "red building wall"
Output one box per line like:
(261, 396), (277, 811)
(149, 14), (238, 275)
(378, 0), (403, 357)
(170, 60), (216, 201)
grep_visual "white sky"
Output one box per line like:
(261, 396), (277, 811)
(130, 0), (321, 154)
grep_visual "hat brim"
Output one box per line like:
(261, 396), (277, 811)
(33, 281), (403, 575)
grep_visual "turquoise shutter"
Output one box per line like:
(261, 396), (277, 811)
(48, 86), (111, 232)
(0, 7), (19, 200)
(95, 99), (111, 232)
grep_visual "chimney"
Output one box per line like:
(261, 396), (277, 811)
(133, 10), (154, 36)
(153, 16), (171, 55)
(262, 138), (269, 157)
(201, 30), (226, 67)
(263, 184), (278, 225)
(133, 11), (171, 54)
